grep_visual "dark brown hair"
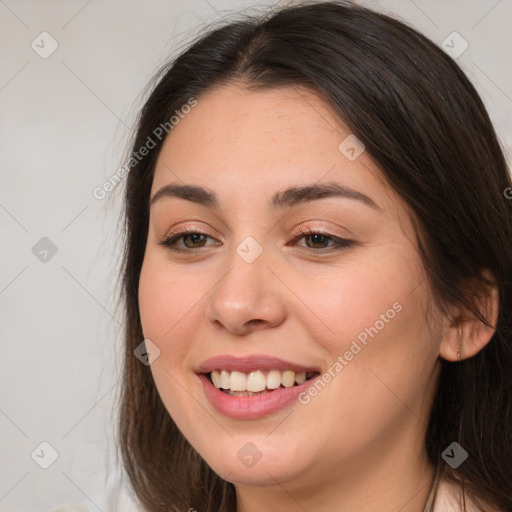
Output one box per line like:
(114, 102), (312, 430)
(115, 1), (512, 510)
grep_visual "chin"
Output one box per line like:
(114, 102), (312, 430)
(193, 435), (314, 487)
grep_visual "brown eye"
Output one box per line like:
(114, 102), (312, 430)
(290, 228), (354, 252)
(181, 233), (207, 248)
(158, 227), (218, 252)
(303, 233), (331, 249)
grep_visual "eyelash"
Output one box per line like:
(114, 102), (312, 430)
(157, 225), (354, 254)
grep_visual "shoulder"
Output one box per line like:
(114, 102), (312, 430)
(433, 476), (504, 512)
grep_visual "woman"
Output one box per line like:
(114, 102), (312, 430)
(116, 1), (512, 510)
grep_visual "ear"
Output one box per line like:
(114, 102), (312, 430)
(439, 268), (499, 362)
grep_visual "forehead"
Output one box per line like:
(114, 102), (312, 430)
(151, 83), (397, 213)
(157, 84), (346, 166)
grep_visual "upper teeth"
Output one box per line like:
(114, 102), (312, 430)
(210, 369), (311, 392)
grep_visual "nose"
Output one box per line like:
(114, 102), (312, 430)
(205, 243), (287, 336)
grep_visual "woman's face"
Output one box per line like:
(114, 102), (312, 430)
(138, 84), (443, 489)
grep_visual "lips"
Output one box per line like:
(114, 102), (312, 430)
(196, 354), (322, 419)
(197, 354), (321, 374)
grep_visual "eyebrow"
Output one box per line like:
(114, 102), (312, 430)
(150, 181), (381, 211)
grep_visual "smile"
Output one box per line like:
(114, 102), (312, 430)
(209, 369), (318, 395)
(197, 354), (322, 418)
(199, 372), (321, 419)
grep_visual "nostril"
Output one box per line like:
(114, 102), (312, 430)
(247, 319), (264, 327)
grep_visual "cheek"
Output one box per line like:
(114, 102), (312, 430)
(138, 260), (207, 433)
(300, 252), (438, 422)
(138, 259), (197, 367)
(298, 252), (419, 355)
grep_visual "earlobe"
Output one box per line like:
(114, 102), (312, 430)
(439, 269), (499, 362)
(438, 319), (464, 362)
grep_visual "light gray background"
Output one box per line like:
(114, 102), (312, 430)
(1, 0), (511, 510)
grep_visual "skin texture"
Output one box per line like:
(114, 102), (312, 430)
(138, 84), (498, 512)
